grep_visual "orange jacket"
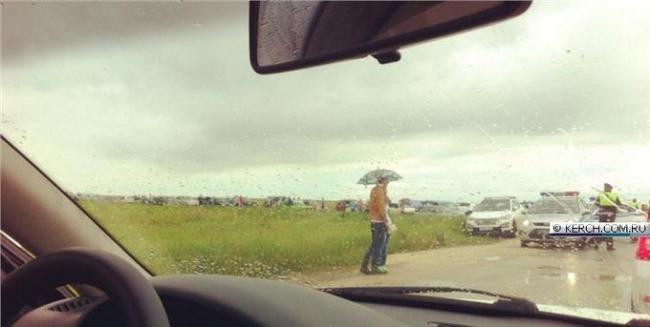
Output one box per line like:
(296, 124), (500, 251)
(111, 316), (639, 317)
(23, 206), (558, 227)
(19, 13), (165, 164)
(368, 184), (388, 222)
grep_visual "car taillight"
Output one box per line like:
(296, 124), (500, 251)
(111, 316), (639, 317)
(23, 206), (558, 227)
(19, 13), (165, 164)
(637, 237), (650, 261)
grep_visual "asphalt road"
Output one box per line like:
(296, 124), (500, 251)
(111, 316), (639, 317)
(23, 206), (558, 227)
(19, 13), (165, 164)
(306, 238), (638, 313)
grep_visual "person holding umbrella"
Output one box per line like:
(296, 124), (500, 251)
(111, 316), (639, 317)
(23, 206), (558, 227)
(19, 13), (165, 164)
(359, 169), (401, 274)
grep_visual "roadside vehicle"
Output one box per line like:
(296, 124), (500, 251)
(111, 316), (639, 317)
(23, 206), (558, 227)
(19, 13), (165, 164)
(387, 202), (401, 214)
(398, 198), (417, 214)
(517, 192), (591, 248)
(410, 200), (423, 211)
(265, 196), (305, 208)
(216, 197), (237, 207)
(3, 1), (649, 326)
(269, 197), (311, 210)
(418, 201), (438, 212)
(287, 198), (311, 210)
(632, 237), (650, 314)
(457, 202), (474, 216)
(400, 206), (417, 214)
(520, 201), (534, 210)
(466, 197), (522, 237)
(418, 207), (441, 214)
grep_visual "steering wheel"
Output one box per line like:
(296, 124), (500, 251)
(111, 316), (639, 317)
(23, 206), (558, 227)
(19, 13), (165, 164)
(1, 247), (170, 327)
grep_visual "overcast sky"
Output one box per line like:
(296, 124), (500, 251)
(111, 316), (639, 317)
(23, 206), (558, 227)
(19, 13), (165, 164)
(2, 1), (649, 202)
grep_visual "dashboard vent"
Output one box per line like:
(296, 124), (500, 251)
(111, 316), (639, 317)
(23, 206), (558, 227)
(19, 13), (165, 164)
(48, 297), (94, 312)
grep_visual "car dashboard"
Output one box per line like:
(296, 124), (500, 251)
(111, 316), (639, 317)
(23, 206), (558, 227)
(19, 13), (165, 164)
(11, 275), (646, 327)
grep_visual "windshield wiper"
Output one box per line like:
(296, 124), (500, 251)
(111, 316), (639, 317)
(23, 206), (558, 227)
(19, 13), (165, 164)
(322, 286), (539, 315)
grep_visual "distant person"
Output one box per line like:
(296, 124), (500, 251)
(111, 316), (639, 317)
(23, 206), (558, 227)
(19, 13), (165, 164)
(336, 201), (347, 217)
(350, 201), (358, 212)
(360, 176), (390, 274)
(630, 198), (640, 210)
(595, 183), (622, 250)
(356, 199), (365, 213)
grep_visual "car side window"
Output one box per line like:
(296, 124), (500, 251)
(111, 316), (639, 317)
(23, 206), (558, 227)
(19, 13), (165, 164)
(511, 201), (520, 211)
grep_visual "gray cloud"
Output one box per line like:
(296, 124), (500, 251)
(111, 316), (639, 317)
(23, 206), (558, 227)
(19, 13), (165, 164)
(3, 1), (649, 199)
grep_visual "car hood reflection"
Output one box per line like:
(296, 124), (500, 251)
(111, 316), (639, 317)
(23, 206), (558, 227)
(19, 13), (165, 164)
(536, 304), (650, 324)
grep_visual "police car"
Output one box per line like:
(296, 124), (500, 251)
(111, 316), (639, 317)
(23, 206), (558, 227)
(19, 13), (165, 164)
(516, 192), (591, 248)
(465, 196), (523, 237)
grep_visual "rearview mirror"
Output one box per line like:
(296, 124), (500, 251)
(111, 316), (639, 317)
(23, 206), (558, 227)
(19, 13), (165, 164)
(250, 1), (531, 74)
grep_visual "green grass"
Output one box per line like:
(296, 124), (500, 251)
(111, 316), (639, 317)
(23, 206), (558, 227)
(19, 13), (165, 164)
(80, 201), (497, 278)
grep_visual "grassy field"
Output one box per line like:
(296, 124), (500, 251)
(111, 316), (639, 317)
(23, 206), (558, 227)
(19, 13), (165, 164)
(81, 201), (497, 278)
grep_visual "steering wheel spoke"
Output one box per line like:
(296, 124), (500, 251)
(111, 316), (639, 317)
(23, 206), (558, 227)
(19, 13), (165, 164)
(1, 247), (169, 327)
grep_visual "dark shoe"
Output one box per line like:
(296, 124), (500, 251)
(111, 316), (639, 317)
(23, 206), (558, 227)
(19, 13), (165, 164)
(607, 247), (615, 251)
(360, 267), (371, 275)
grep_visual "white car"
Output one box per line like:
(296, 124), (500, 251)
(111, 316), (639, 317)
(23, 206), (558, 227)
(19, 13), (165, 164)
(465, 197), (522, 237)
(400, 206), (417, 214)
(516, 192), (590, 248)
(632, 237), (650, 314)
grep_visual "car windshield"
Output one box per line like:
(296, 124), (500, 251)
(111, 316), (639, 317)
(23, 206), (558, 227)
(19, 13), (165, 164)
(528, 198), (580, 214)
(3, 1), (650, 321)
(474, 199), (511, 212)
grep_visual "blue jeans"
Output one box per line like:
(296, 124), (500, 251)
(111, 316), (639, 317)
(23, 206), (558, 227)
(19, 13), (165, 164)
(361, 223), (388, 269)
(379, 233), (390, 266)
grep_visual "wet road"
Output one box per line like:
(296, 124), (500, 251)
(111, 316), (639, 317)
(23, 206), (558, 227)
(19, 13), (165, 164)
(307, 238), (637, 312)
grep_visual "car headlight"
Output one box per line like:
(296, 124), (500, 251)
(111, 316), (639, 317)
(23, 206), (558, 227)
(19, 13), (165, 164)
(522, 220), (530, 227)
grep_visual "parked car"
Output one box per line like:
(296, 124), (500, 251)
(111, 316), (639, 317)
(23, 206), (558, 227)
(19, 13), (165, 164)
(265, 196), (296, 207)
(632, 237), (650, 314)
(418, 201), (441, 213)
(516, 192), (591, 248)
(465, 196), (523, 237)
(456, 202), (474, 216)
(288, 199), (312, 210)
(400, 206), (417, 214)
(269, 197), (311, 210)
